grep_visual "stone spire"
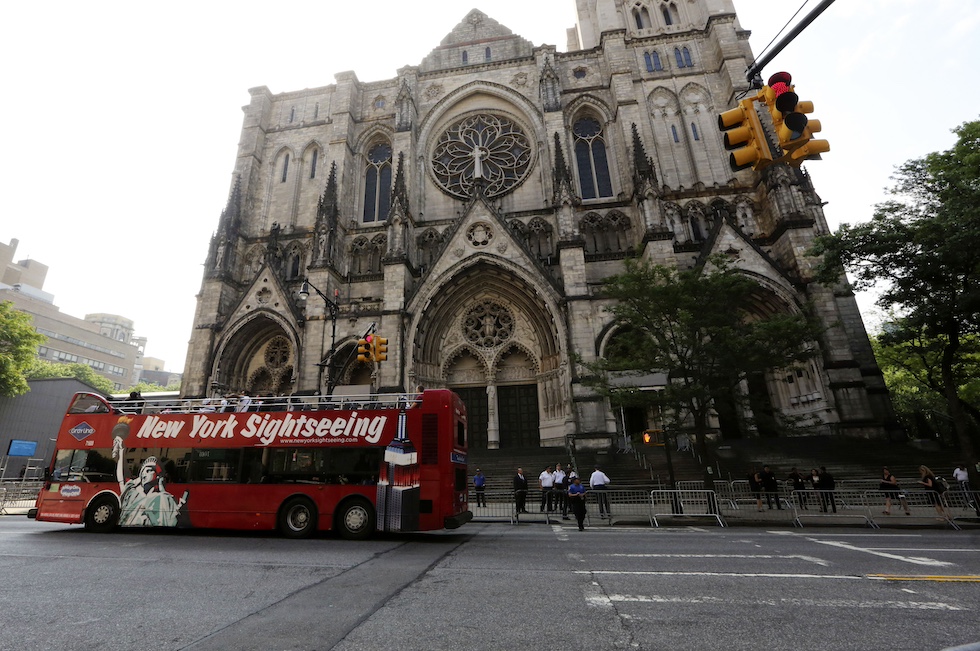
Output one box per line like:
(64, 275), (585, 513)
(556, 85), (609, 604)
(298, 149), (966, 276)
(313, 162), (339, 266)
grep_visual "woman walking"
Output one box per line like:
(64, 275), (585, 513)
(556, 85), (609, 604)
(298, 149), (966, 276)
(879, 467), (910, 515)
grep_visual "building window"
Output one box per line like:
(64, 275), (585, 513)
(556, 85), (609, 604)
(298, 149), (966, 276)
(462, 50), (468, 64)
(313, 102), (319, 119)
(363, 142), (392, 223)
(662, 7), (672, 25)
(691, 123), (700, 141)
(374, 96), (385, 109)
(573, 117), (613, 200)
(485, 47), (491, 61)
(38, 346), (48, 357)
(573, 67), (587, 79)
(281, 154), (289, 183)
(671, 125), (679, 143)
(674, 46), (693, 68)
(633, 5), (651, 29)
(644, 52), (653, 72)
(310, 149), (318, 179)
(289, 107), (295, 124)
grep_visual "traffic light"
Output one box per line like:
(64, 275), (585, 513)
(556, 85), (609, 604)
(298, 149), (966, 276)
(763, 72), (830, 165)
(642, 430), (653, 445)
(374, 336), (388, 362)
(717, 97), (773, 172)
(641, 429), (663, 446)
(356, 335), (374, 363)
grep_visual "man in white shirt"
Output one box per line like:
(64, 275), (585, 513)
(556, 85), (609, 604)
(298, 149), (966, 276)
(589, 465), (611, 517)
(539, 465), (555, 512)
(553, 463), (568, 519)
(953, 464), (979, 515)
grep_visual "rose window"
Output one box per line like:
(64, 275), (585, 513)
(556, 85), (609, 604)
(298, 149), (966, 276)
(431, 114), (533, 199)
(265, 336), (291, 368)
(463, 301), (514, 348)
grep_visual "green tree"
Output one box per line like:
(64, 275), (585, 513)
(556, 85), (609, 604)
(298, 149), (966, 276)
(584, 257), (824, 488)
(123, 381), (181, 394)
(24, 358), (116, 395)
(0, 301), (47, 397)
(812, 118), (980, 458)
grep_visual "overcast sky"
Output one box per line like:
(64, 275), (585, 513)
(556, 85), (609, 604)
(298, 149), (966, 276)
(2, 1), (979, 373)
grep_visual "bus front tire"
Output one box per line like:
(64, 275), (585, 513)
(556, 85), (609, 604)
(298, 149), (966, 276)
(85, 496), (119, 533)
(335, 498), (375, 540)
(279, 497), (318, 539)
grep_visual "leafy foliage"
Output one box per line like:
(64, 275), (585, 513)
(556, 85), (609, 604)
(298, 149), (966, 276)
(123, 381), (181, 394)
(811, 118), (980, 457)
(24, 358), (115, 395)
(0, 301), (47, 397)
(583, 256), (823, 455)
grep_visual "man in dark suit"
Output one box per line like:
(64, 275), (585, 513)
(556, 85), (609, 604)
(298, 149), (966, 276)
(513, 467), (529, 513)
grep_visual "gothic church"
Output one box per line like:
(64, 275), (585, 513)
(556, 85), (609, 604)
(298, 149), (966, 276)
(181, 0), (894, 449)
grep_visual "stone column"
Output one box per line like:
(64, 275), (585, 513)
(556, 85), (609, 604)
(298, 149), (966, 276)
(487, 383), (500, 449)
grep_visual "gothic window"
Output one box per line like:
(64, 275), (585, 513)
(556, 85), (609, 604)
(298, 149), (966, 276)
(573, 67), (587, 79)
(417, 228), (444, 272)
(313, 102), (319, 119)
(573, 116), (613, 200)
(671, 125), (679, 143)
(281, 154), (289, 183)
(662, 7), (672, 24)
(580, 212), (631, 254)
(431, 113), (533, 199)
(683, 47), (693, 67)
(309, 149), (318, 179)
(632, 3), (651, 29)
(284, 245), (303, 280)
(265, 337), (291, 368)
(580, 212), (603, 253)
(369, 234), (387, 272)
(691, 123), (700, 141)
(660, 2), (679, 26)
(644, 52), (653, 72)
(463, 301), (514, 348)
(527, 217), (554, 260)
(485, 47), (491, 61)
(350, 236), (370, 275)
(289, 107), (295, 123)
(363, 142), (392, 223)
(462, 50), (468, 64)
(651, 51), (662, 71)
(374, 96), (385, 109)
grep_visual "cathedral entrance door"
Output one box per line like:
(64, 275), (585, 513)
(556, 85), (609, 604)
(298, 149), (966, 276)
(454, 387), (489, 449)
(498, 384), (539, 449)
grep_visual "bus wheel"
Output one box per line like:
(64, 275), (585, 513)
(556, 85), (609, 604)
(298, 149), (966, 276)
(336, 498), (375, 540)
(279, 497), (318, 539)
(85, 496), (119, 533)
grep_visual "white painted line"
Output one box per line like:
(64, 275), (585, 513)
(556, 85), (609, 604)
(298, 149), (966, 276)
(805, 537), (954, 567)
(867, 548), (978, 553)
(602, 594), (964, 611)
(578, 570), (862, 580)
(606, 553), (830, 566)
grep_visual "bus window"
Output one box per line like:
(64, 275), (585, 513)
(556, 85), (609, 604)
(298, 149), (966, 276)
(68, 394), (109, 415)
(51, 448), (115, 482)
(188, 449), (240, 482)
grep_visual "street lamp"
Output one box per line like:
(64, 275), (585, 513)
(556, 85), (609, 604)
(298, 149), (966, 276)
(298, 279), (340, 396)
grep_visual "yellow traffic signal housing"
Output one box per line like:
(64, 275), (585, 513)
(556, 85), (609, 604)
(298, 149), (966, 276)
(763, 72), (829, 164)
(356, 336), (373, 363)
(717, 98), (773, 171)
(374, 336), (389, 362)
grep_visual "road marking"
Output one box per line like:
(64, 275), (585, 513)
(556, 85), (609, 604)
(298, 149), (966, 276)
(606, 553), (830, 566)
(579, 570), (862, 580)
(869, 575), (980, 583)
(595, 594), (964, 611)
(867, 548), (978, 553)
(803, 537), (954, 567)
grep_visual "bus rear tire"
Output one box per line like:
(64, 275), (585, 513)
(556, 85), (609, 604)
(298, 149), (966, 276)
(85, 496), (119, 533)
(279, 497), (317, 539)
(335, 498), (375, 540)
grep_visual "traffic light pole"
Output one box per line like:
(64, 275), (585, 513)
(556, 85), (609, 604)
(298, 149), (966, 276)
(299, 279), (340, 396)
(744, 0), (836, 88)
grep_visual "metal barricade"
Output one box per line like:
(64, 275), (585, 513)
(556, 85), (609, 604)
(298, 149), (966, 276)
(793, 490), (878, 528)
(944, 488), (980, 523)
(0, 482), (42, 515)
(585, 489), (654, 526)
(650, 490), (725, 527)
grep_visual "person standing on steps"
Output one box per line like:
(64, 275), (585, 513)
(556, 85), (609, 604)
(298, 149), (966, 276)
(553, 463), (568, 519)
(539, 465), (555, 512)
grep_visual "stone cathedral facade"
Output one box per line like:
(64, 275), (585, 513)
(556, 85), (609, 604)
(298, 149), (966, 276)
(182, 0), (895, 449)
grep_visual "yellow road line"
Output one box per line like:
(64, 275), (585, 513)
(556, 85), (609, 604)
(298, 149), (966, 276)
(868, 574), (980, 583)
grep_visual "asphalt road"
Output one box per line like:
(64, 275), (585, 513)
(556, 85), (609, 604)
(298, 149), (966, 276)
(1, 518), (978, 651)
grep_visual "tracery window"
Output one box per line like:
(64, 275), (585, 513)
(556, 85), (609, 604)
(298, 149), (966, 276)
(363, 142), (392, 223)
(463, 301), (514, 348)
(644, 51), (662, 72)
(431, 113), (533, 200)
(675, 47), (693, 68)
(573, 117), (613, 200)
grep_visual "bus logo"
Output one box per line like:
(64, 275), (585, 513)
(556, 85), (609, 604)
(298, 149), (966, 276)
(60, 485), (82, 497)
(69, 422), (96, 441)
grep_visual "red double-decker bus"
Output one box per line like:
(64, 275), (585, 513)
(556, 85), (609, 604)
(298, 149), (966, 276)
(29, 389), (471, 539)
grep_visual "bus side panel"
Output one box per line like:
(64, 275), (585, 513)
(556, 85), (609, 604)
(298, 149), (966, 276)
(35, 484), (108, 525)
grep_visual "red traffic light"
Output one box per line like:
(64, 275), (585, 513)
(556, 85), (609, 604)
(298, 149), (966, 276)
(767, 72), (798, 113)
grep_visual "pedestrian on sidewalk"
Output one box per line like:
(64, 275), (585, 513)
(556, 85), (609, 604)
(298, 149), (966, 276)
(539, 465), (555, 512)
(568, 476), (588, 531)
(589, 465), (611, 517)
(918, 465), (948, 518)
(879, 467), (910, 515)
(513, 468), (528, 514)
(952, 464), (980, 516)
(473, 469), (487, 508)
(553, 463), (568, 519)
(761, 465), (781, 510)
(787, 467), (808, 510)
(747, 468), (763, 511)
(817, 467), (837, 513)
